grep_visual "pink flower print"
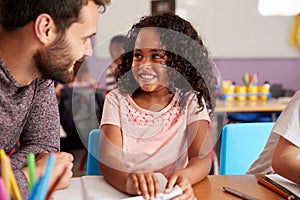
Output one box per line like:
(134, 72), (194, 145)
(165, 120), (171, 127)
(130, 111), (139, 119)
(144, 121), (152, 126)
(162, 112), (170, 120)
(169, 107), (178, 114)
(128, 113), (135, 121)
(144, 115), (153, 122)
(169, 113), (178, 122)
(154, 118), (163, 125)
(136, 116), (146, 125)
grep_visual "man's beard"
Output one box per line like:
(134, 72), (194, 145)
(34, 34), (76, 84)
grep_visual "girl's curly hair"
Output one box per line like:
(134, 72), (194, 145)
(116, 12), (218, 113)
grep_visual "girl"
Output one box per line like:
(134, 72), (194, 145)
(100, 12), (218, 200)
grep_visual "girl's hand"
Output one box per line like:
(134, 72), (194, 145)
(165, 174), (197, 200)
(125, 171), (160, 199)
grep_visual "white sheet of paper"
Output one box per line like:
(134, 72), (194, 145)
(52, 177), (84, 200)
(52, 173), (182, 200)
(81, 176), (129, 200)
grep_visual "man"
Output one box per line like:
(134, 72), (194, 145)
(0, 0), (110, 198)
(247, 91), (300, 185)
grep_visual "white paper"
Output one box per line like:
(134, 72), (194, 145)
(81, 176), (129, 200)
(52, 177), (85, 200)
(53, 173), (182, 200)
(266, 174), (300, 197)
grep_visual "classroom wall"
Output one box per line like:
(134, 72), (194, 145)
(87, 0), (300, 92)
(215, 58), (300, 91)
(94, 0), (300, 59)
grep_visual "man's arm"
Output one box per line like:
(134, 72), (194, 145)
(272, 136), (300, 184)
(9, 80), (71, 199)
(10, 80), (60, 168)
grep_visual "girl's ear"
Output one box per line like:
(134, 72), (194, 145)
(34, 13), (58, 46)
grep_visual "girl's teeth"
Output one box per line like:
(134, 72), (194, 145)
(141, 74), (154, 79)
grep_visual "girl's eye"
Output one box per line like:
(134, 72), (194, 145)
(152, 54), (163, 59)
(133, 53), (142, 59)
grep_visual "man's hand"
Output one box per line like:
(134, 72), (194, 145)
(23, 152), (73, 191)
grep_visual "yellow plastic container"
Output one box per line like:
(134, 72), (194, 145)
(223, 86), (235, 101)
(247, 86), (258, 101)
(235, 86), (246, 101)
(258, 85), (270, 101)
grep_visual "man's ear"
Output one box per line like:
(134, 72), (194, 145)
(34, 14), (58, 45)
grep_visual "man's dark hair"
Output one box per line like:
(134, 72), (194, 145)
(0, 0), (110, 31)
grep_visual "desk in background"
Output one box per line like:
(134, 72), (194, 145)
(53, 175), (285, 200)
(215, 98), (288, 115)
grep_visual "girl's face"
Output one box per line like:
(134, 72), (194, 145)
(132, 27), (169, 93)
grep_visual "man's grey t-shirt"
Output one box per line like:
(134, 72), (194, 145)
(0, 58), (60, 199)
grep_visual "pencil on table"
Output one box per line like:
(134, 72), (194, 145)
(258, 177), (294, 199)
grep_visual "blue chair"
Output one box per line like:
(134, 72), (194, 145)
(219, 122), (275, 175)
(86, 129), (102, 175)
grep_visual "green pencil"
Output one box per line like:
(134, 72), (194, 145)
(27, 153), (36, 191)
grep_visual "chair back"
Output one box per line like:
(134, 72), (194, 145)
(219, 122), (275, 175)
(86, 129), (102, 175)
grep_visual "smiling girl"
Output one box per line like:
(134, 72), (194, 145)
(99, 12), (218, 200)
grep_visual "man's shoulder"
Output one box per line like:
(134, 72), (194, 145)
(35, 78), (55, 90)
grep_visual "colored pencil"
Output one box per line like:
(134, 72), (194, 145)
(258, 177), (295, 199)
(46, 165), (68, 200)
(0, 177), (8, 200)
(0, 149), (11, 198)
(35, 154), (55, 200)
(8, 161), (23, 200)
(27, 153), (36, 191)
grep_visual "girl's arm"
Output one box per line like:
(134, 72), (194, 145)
(99, 124), (129, 193)
(100, 124), (161, 198)
(186, 120), (211, 182)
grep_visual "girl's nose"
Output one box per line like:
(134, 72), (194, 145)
(139, 64), (151, 70)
